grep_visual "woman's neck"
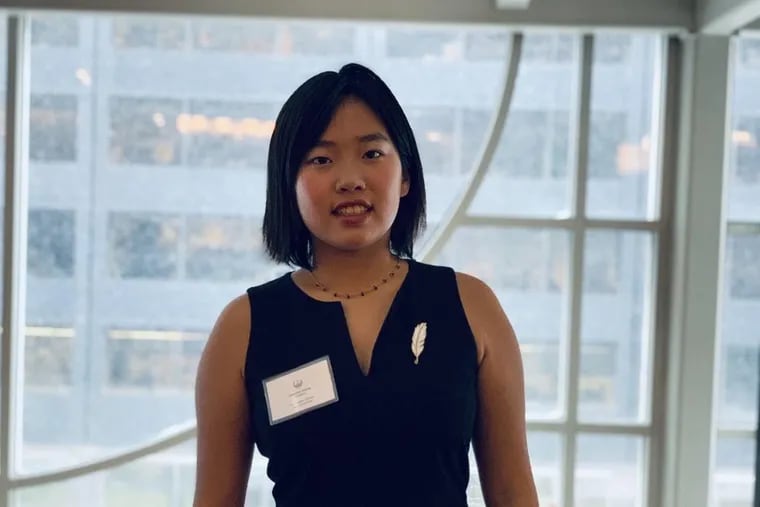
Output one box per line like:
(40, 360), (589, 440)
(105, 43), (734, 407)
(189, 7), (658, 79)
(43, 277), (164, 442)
(309, 244), (401, 294)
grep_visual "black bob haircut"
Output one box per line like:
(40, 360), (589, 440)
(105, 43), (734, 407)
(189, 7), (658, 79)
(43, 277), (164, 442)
(262, 62), (427, 269)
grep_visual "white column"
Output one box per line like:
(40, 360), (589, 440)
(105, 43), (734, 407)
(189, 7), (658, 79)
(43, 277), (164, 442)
(662, 34), (733, 507)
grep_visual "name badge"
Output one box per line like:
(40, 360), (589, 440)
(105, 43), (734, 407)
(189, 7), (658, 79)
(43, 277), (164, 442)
(262, 356), (339, 425)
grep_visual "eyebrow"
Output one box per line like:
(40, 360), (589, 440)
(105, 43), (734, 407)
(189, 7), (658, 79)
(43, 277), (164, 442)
(313, 132), (391, 148)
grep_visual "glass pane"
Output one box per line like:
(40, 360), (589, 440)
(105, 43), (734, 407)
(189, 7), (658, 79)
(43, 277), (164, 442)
(469, 33), (578, 219)
(529, 432), (563, 507)
(715, 35), (760, 507)
(435, 227), (570, 420)
(112, 18), (186, 50)
(379, 26), (508, 247)
(717, 227), (760, 429)
(22, 14), (510, 474)
(31, 16), (79, 48)
(575, 434), (646, 507)
(191, 19), (277, 53)
(586, 34), (661, 220)
(467, 432), (561, 506)
(13, 441), (278, 507)
(728, 38), (760, 222)
(580, 230), (653, 423)
(712, 435), (755, 507)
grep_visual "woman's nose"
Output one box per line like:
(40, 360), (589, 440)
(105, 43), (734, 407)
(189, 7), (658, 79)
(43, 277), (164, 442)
(335, 170), (366, 193)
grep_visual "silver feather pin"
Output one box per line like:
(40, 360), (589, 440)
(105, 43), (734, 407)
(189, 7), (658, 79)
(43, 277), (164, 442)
(411, 322), (428, 365)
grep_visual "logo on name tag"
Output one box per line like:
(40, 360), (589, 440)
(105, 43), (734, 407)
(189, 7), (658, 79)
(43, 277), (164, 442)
(293, 379), (303, 388)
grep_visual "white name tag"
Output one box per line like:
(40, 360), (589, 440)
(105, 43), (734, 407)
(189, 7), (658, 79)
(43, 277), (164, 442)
(262, 356), (339, 425)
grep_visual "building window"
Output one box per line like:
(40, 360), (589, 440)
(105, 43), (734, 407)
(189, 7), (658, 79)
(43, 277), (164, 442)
(386, 28), (462, 60)
(25, 326), (75, 388)
(734, 116), (760, 184)
(109, 96), (183, 166)
(740, 39), (760, 68)
(461, 109), (492, 174)
(30, 94), (78, 162)
(721, 344), (759, 418)
(108, 213), (181, 280)
(464, 31), (510, 61)
(186, 216), (264, 281)
(28, 209), (75, 278)
(589, 111), (628, 178)
(594, 34), (632, 64)
(493, 109), (570, 179)
(452, 228), (566, 292)
(112, 19), (186, 50)
(31, 18), (79, 48)
(107, 329), (205, 390)
(584, 231), (622, 293)
(521, 342), (560, 406)
(407, 107), (456, 175)
(184, 101), (276, 169)
(579, 343), (618, 407)
(191, 20), (277, 53)
(280, 24), (355, 56)
(523, 34), (574, 63)
(728, 232), (760, 299)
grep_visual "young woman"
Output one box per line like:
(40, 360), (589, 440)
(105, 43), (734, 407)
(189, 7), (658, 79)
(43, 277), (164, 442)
(194, 63), (539, 507)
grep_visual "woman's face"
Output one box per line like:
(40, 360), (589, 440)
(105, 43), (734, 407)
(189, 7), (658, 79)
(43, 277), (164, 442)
(295, 98), (409, 256)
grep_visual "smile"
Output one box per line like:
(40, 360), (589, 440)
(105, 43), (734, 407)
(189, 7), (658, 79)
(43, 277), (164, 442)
(334, 205), (372, 216)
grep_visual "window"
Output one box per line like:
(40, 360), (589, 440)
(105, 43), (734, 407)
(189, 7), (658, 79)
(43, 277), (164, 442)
(579, 343), (618, 407)
(464, 31), (509, 61)
(461, 109), (492, 173)
(740, 38), (760, 68)
(720, 344), (759, 418)
(728, 231), (760, 299)
(714, 36), (760, 507)
(24, 326), (74, 388)
(31, 18), (79, 47)
(28, 209), (75, 278)
(184, 100), (276, 169)
(112, 19), (186, 50)
(191, 20), (277, 53)
(734, 116), (760, 184)
(521, 342), (560, 406)
(492, 110), (570, 179)
(107, 330), (205, 390)
(30, 94), (77, 162)
(186, 216), (264, 281)
(588, 111), (628, 178)
(108, 213), (181, 279)
(583, 231), (622, 293)
(281, 24), (355, 56)
(386, 28), (462, 60)
(594, 33), (632, 64)
(442, 228), (567, 293)
(406, 107), (456, 175)
(523, 34), (573, 63)
(109, 97), (183, 166)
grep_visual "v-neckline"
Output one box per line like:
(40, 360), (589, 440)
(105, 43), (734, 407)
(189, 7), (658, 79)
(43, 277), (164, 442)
(287, 259), (414, 379)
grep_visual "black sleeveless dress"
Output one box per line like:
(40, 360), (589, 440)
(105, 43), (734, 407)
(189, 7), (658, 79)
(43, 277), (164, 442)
(244, 259), (479, 507)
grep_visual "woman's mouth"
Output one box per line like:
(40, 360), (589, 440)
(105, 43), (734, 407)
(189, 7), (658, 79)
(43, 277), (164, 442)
(334, 205), (372, 216)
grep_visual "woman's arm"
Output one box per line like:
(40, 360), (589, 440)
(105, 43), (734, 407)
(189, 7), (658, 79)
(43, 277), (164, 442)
(457, 273), (539, 507)
(194, 295), (255, 507)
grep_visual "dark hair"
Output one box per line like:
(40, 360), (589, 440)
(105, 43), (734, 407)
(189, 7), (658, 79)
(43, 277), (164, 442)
(262, 63), (427, 269)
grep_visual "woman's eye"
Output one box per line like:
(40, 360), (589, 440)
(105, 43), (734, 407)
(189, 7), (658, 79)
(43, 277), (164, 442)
(364, 150), (383, 160)
(308, 156), (331, 165)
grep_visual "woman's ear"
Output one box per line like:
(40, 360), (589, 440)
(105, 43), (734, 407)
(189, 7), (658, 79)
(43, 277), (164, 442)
(401, 177), (410, 198)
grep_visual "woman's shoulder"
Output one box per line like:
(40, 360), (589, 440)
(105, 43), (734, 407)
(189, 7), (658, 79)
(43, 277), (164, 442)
(247, 268), (294, 294)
